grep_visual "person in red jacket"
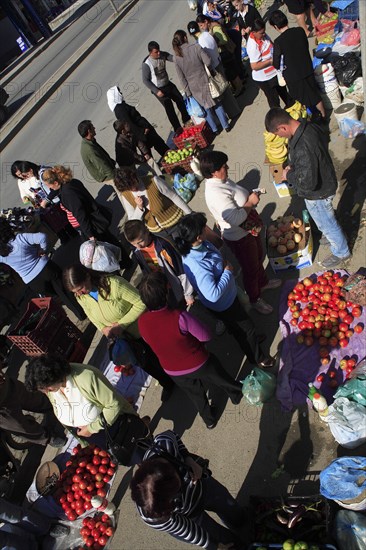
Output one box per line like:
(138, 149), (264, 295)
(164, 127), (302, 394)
(137, 271), (242, 430)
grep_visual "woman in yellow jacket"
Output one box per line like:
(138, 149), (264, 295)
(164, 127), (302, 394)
(63, 264), (174, 399)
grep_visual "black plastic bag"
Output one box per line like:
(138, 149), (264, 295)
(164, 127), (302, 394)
(332, 52), (362, 88)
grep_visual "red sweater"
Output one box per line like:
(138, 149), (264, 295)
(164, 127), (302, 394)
(138, 308), (209, 374)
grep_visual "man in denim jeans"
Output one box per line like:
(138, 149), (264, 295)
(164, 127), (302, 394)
(265, 108), (350, 268)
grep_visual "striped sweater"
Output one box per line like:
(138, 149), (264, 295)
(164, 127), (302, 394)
(137, 430), (210, 548)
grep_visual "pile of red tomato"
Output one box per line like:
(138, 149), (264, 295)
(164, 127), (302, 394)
(176, 125), (201, 139)
(287, 271), (363, 372)
(55, 444), (116, 522)
(78, 513), (114, 549)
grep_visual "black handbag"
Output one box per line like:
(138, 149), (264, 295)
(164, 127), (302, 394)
(101, 413), (151, 466)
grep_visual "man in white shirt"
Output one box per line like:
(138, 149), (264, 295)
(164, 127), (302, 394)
(187, 20), (221, 69)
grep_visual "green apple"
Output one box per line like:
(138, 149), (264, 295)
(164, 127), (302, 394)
(294, 543), (308, 550)
(283, 540), (295, 550)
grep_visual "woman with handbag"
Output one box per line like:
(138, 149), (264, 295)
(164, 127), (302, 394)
(174, 213), (274, 368)
(41, 165), (131, 269)
(201, 150), (281, 315)
(62, 264), (174, 400)
(172, 30), (230, 135)
(24, 354), (150, 464)
(131, 429), (246, 549)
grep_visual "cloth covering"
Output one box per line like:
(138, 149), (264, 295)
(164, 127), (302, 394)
(276, 271), (366, 412)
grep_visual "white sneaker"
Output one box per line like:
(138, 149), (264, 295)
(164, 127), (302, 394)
(252, 298), (273, 315)
(215, 320), (226, 336)
(261, 279), (282, 292)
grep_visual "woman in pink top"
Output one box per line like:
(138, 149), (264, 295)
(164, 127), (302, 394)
(137, 271), (242, 429)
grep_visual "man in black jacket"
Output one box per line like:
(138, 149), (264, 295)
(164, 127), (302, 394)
(265, 108), (350, 268)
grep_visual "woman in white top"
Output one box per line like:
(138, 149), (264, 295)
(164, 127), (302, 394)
(11, 161), (57, 207)
(246, 19), (292, 108)
(202, 150), (281, 315)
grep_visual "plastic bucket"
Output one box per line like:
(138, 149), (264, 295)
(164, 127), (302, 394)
(334, 101), (358, 127)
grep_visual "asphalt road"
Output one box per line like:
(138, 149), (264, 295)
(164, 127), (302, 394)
(0, 0), (195, 210)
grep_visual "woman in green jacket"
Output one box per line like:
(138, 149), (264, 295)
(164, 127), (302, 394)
(25, 355), (136, 440)
(62, 265), (174, 398)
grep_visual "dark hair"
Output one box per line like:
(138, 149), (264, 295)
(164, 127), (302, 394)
(0, 218), (15, 256)
(113, 120), (130, 134)
(199, 150), (228, 179)
(130, 458), (181, 519)
(196, 14), (210, 24)
(252, 18), (265, 31)
(124, 220), (149, 243)
(10, 161), (40, 179)
(174, 212), (207, 256)
(269, 10), (288, 29)
(138, 271), (169, 311)
(264, 107), (292, 133)
(148, 41), (160, 52)
(77, 120), (93, 138)
(172, 30), (187, 57)
(63, 264), (111, 300)
(24, 354), (71, 392)
(187, 21), (199, 35)
(114, 167), (139, 192)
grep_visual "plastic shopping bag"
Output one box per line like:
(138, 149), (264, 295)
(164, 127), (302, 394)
(334, 372), (366, 406)
(241, 367), (276, 405)
(185, 96), (206, 118)
(334, 510), (366, 550)
(187, 0), (197, 9)
(339, 118), (365, 139)
(320, 456), (366, 509)
(327, 397), (366, 448)
(79, 240), (121, 272)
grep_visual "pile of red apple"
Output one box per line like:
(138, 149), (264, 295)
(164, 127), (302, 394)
(287, 271), (363, 366)
(78, 513), (114, 549)
(55, 444), (117, 522)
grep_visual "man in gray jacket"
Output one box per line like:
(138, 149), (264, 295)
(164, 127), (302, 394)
(78, 120), (115, 185)
(142, 41), (190, 132)
(265, 108), (350, 268)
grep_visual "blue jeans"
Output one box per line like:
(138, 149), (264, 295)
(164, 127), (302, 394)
(205, 103), (229, 132)
(305, 196), (350, 258)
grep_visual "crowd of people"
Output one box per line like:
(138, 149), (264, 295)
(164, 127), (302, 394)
(0, 0), (354, 548)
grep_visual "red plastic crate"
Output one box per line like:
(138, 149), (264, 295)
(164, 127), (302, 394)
(161, 152), (194, 175)
(67, 339), (87, 363)
(173, 121), (214, 149)
(7, 298), (81, 357)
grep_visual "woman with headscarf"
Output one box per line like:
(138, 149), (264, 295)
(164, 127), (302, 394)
(106, 86), (169, 158)
(172, 30), (230, 135)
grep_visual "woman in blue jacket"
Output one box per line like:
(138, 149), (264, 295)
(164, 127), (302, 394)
(174, 213), (274, 368)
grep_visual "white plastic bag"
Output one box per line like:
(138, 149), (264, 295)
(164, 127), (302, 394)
(187, 0), (197, 10)
(327, 397), (366, 448)
(79, 240), (121, 272)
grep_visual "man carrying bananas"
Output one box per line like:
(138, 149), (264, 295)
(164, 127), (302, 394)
(265, 108), (351, 269)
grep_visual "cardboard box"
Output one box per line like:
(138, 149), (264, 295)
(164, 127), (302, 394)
(268, 163), (295, 198)
(267, 223), (313, 273)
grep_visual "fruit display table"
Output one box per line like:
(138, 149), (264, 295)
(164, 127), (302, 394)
(276, 270), (365, 412)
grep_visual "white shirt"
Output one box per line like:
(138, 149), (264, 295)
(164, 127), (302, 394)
(204, 177), (249, 241)
(246, 34), (277, 82)
(198, 32), (220, 69)
(50, 376), (101, 428)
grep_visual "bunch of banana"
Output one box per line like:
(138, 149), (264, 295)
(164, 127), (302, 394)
(264, 131), (288, 164)
(286, 100), (308, 120)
